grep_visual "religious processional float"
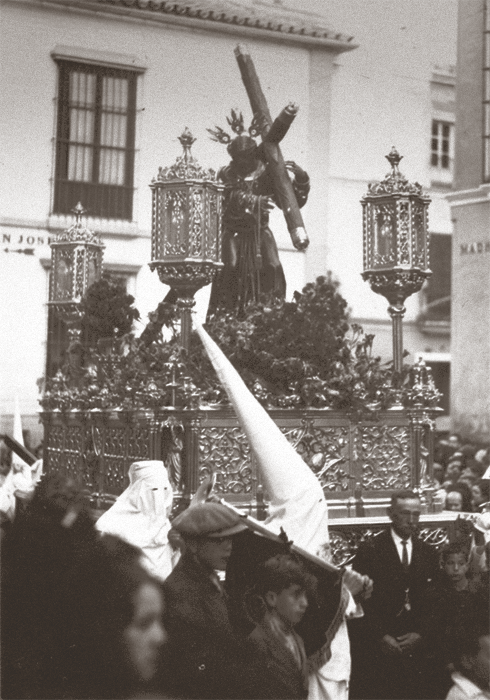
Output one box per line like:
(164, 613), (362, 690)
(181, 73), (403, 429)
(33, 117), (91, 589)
(40, 46), (452, 565)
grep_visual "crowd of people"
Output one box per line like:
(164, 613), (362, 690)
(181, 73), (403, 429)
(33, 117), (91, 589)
(433, 434), (490, 514)
(348, 491), (489, 700)
(1, 455), (489, 700)
(0, 463), (363, 700)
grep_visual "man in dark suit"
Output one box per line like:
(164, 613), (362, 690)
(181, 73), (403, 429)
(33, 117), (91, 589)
(349, 490), (440, 700)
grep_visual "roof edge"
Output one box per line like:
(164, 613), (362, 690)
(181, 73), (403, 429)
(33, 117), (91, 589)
(8, 0), (358, 52)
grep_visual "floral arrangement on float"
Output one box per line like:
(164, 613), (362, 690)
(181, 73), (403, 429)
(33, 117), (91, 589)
(40, 274), (440, 415)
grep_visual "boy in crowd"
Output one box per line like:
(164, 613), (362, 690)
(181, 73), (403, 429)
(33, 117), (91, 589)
(423, 542), (484, 698)
(247, 554), (314, 699)
(446, 606), (490, 700)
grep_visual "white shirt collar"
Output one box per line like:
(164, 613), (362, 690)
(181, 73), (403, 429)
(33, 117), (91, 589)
(451, 671), (490, 699)
(391, 528), (413, 563)
(391, 528), (412, 545)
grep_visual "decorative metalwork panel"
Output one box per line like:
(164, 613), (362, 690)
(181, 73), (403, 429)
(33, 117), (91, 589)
(105, 456), (127, 491)
(104, 427), (128, 490)
(282, 422), (351, 492)
(75, 248), (85, 299)
(207, 192), (221, 259)
(152, 190), (164, 259)
(199, 426), (253, 494)
(357, 424), (411, 490)
(328, 528), (385, 567)
(42, 408), (437, 513)
(127, 425), (151, 460)
(46, 425), (66, 473)
(419, 527), (449, 548)
(397, 200), (410, 265)
(189, 189), (203, 257)
(64, 424), (84, 480)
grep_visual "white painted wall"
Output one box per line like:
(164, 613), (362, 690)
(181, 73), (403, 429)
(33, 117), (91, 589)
(0, 0), (458, 437)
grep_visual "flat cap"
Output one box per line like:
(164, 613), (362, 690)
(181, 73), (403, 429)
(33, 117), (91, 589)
(172, 502), (248, 538)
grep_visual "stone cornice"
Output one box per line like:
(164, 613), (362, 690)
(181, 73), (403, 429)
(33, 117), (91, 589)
(8, 0), (358, 52)
(447, 183), (490, 206)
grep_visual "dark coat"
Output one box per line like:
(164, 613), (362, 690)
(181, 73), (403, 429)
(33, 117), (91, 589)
(162, 552), (274, 700)
(249, 622), (309, 700)
(351, 527), (439, 639)
(348, 528), (440, 700)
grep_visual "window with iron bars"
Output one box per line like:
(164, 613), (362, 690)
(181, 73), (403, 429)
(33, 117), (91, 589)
(431, 120), (453, 171)
(53, 61), (137, 220)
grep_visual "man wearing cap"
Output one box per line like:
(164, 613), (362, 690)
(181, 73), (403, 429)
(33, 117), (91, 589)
(161, 502), (271, 699)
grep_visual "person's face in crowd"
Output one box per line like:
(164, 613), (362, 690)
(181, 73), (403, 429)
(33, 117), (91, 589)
(191, 536), (234, 571)
(433, 464), (444, 485)
(460, 468), (478, 485)
(446, 491), (464, 512)
(123, 582), (166, 683)
(389, 497), (421, 539)
(266, 584), (308, 628)
(446, 462), (463, 481)
(472, 484), (485, 509)
(462, 635), (490, 691)
(448, 435), (461, 450)
(444, 553), (469, 585)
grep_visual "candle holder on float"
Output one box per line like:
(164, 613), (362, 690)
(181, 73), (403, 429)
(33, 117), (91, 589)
(149, 129), (224, 355)
(361, 148), (432, 406)
(48, 202), (105, 360)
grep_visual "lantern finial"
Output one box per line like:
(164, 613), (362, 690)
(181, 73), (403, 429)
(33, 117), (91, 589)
(71, 202), (87, 224)
(154, 132), (216, 182)
(385, 147), (403, 175)
(178, 128), (197, 160)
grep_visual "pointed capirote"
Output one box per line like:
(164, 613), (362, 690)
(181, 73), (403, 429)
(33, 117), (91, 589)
(193, 317), (330, 554)
(12, 394), (28, 470)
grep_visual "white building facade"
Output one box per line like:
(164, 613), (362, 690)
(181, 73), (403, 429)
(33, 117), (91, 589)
(0, 0), (457, 446)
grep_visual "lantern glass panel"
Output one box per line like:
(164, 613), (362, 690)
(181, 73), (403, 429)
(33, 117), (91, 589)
(375, 203), (396, 265)
(207, 191), (220, 260)
(56, 254), (73, 300)
(189, 188), (204, 258)
(412, 203), (427, 268)
(87, 253), (98, 288)
(164, 189), (188, 257)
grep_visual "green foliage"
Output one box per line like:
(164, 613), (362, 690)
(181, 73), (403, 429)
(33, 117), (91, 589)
(42, 275), (434, 414)
(80, 273), (140, 346)
(189, 276), (397, 410)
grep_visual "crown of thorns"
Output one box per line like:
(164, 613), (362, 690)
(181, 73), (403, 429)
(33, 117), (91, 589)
(207, 109), (260, 144)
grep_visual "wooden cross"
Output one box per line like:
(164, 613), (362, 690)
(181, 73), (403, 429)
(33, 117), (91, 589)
(234, 44), (309, 252)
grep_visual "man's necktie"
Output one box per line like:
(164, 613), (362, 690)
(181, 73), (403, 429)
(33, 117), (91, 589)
(401, 539), (409, 570)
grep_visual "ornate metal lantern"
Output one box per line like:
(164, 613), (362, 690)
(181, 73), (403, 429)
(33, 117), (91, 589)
(149, 129), (224, 350)
(48, 202), (104, 344)
(361, 148), (431, 373)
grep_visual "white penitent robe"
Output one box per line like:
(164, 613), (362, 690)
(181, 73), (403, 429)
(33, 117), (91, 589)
(192, 320), (360, 700)
(95, 460), (179, 581)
